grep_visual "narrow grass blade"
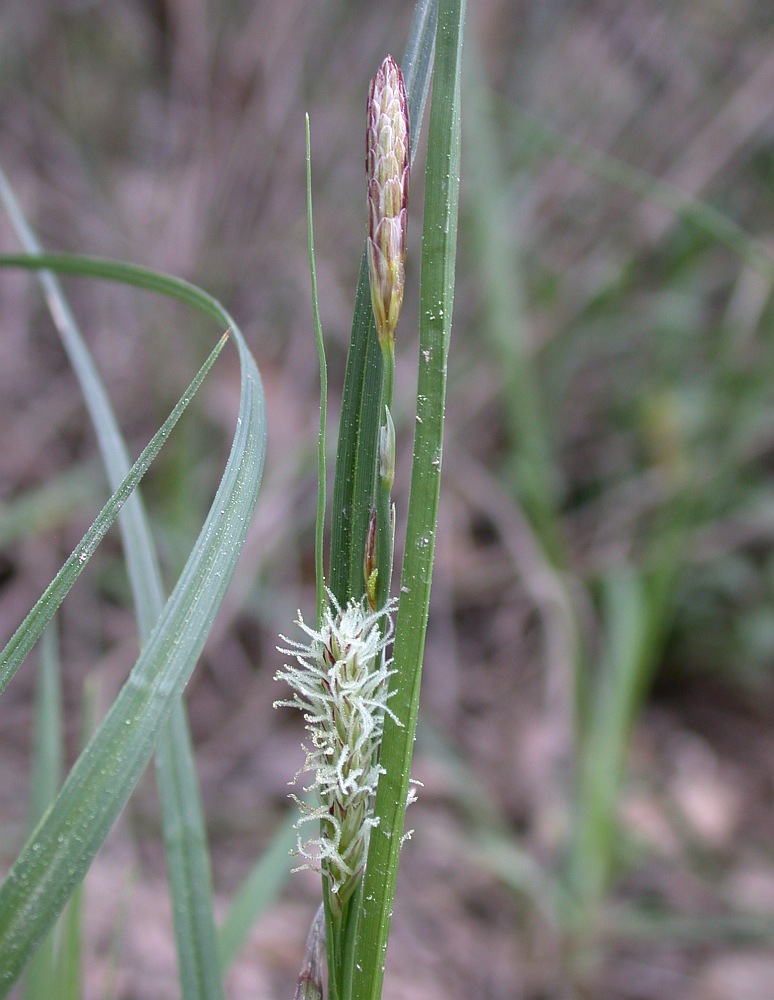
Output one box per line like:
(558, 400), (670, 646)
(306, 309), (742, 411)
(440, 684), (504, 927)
(157, 704), (225, 1000)
(22, 622), (62, 1000)
(28, 622), (63, 824)
(0, 171), (166, 634)
(0, 333), (227, 696)
(402, 0), (438, 137)
(55, 885), (83, 1000)
(352, 3), (465, 999)
(328, 0), (438, 606)
(567, 530), (685, 928)
(306, 113), (328, 626)
(328, 252), (382, 606)
(566, 570), (649, 924)
(0, 338), (265, 994)
(54, 675), (99, 1000)
(217, 811), (298, 971)
(0, 253), (266, 997)
(98, 868), (134, 1000)
(0, 160), (258, 1000)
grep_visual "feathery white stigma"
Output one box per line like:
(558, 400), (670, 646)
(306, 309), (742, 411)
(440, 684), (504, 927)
(275, 592), (399, 911)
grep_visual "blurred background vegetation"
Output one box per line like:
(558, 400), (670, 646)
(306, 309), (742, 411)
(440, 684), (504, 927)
(2, 1), (774, 998)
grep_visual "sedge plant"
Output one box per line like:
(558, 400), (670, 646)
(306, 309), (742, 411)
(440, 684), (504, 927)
(0, 1), (463, 996)
(0, 171), (267, 997)
(273, 2), (465, 999)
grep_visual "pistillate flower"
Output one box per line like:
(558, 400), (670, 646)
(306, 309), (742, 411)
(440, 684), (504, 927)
(367, 54), (410, 349)
(275, 592), (399, 912)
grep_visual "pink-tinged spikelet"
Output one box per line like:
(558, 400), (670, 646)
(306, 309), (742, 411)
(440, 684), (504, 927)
(367, 55), (410, 348)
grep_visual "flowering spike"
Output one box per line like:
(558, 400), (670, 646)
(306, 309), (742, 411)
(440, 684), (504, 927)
(275, 591), (399, 912)
(367, 54), (410, 349)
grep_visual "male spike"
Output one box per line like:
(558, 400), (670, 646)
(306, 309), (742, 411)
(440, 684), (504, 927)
(366, 54), (410, 348)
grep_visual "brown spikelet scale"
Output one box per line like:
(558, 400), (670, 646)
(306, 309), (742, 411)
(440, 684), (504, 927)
(366, 54), (410, 348)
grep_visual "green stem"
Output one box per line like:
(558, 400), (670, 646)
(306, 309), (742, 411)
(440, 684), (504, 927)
(305, 113), (328, 627)
(338, 881), (364, 1000)
(352, 1), (466, 996)
(323, 888), (340, 1000)
(328, 0), (438, 609)
(375, 342), (396, 610)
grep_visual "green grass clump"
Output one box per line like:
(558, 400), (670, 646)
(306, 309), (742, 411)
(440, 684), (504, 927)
(0, 2), (464, 998)
(4, 2), (773, 998)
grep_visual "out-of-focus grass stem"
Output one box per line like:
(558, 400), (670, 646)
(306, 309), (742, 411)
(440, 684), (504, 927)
(464, 35), (565, 568)
(22, 622), (62, 1000)
(305, 113), (328, 626)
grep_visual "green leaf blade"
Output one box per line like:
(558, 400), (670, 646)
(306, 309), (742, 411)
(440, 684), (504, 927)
(0, 346), (265, 992)
(0, 332), (227, 697)
(328, 0), (440, 608)
(352, 1), (466, 998)
(0, 249), (266, 998)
